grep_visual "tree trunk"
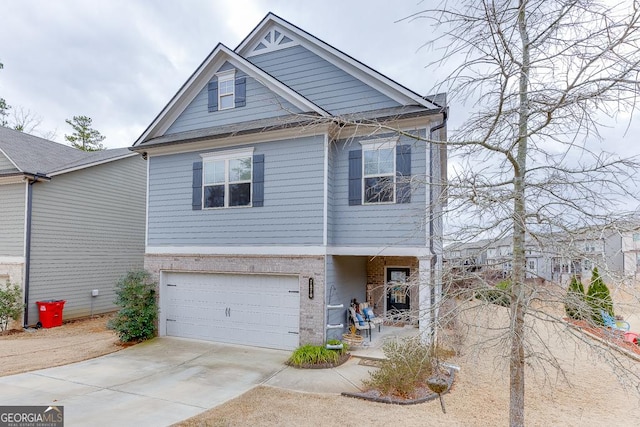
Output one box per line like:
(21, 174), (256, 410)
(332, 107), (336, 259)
(510, 1), (530, 426)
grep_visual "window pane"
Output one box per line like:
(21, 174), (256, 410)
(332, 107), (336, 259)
(229, 157), (251, 182)
(204, 160), (224, 184)
(229, 183), (251, 206)
(378, 148), (394, 174)
(364, 150), (378, 175)
(220, 94), (234, 109)
(364, 147), (394, 175)
(364, 176), (394, 203)
(204, 185), (225, 208)
(219, 80), (234, 95)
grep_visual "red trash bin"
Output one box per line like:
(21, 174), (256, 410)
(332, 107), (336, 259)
(36, 300), (66, 328)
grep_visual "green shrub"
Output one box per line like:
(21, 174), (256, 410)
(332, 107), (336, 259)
(108, 270), (158, 342)
(363, 336), (434, 398)
(287, 342), (347, 367)
(586, 267), (614, 325)
(475, 279), (511, 307)
(564, 275), (587, 320)
(0, 281), (24, 332)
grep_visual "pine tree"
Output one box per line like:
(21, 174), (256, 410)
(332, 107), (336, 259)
(0, 61), (10, 127)
(64, 115), (106, 151)
(564, 275), (586, 320)
(585, 267), (614, 325)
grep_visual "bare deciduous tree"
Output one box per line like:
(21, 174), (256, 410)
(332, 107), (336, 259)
(403, 0), (640, 425)
(10, 106), (43, 134)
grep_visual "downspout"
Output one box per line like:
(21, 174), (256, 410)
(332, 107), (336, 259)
(428, 109), (448, 341)
(23, 173), (48, 327)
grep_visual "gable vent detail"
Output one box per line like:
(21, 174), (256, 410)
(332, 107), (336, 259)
(246, 26), (297, 57)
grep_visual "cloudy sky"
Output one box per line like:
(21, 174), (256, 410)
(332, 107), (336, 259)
(0, 0), (637, 160)
(0, 0), (455, 148)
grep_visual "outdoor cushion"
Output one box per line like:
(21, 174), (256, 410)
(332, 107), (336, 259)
(363, 307), (375, 319)
(355, 312), (365, 326)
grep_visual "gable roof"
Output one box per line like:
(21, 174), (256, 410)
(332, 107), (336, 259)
(133, 13), (447, 149)
(0, 126), (136, 178)
(133, 43), (329, 147)
(235, 13), (443, 111)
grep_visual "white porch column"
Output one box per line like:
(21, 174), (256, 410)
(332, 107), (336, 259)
(418, 256), (433, 344)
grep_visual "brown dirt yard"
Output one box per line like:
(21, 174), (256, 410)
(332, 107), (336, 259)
(0, 314), (121, 376)
(2, 308), (640, 426)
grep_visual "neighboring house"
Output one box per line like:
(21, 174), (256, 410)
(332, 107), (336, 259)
(445, 223), (639, 286)
(131, 13), (448, 350)
(621, 229), (640, 278)
(0, 127), (146, 327)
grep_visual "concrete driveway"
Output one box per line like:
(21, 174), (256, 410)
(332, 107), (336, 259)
(0, 337), (289, 426)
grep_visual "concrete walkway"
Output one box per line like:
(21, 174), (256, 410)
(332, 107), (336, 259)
(0, 334), (398, 427)
(0, 327), (419, 426)
(1, 338), (289, 426)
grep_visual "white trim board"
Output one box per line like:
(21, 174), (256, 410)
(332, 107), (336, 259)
(146, 245), (432, 258)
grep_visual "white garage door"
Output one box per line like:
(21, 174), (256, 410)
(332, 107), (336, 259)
(163, 272), (300, 350)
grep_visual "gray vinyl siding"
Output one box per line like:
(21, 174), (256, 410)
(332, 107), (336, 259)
(165, 70), (303, 135)
(26, 155), (146, 323)
(147, 135), (325, 246)
(325, 255), (367, 340)
(0, 183), (25, 257)
(329, 131), (429, 247)
(0, 153), (17, 172)
(605, 233), (623, 274)
(248, 45), (402, 116)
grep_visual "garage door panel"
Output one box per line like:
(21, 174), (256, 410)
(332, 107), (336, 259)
(163, 273), (300, 350)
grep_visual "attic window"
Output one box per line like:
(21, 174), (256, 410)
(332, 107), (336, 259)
(207, 70), (246, 112)
(247, 27), (296, 56)
(217, 71), (235, 110)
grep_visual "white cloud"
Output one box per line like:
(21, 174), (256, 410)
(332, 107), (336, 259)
(0, 0), (637, 159)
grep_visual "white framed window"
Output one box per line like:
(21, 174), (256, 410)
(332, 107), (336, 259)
(202, 148), (253, 208)
(217, 71), (235, 110)
(361, 138), (396, 204)
(633, 233), (640, 242)
(636, 252), (640, 267)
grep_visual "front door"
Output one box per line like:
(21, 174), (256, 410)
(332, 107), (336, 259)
(386, 268), (411, 313)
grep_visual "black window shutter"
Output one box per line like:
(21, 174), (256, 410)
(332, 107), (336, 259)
(192, 161), (203, 210)
(208, 79), (218, 112)
(348, 149), (362, 206)
(396, 145), (411, 204)
(235, 77), (246, 108)
(253, 154), (264, 207)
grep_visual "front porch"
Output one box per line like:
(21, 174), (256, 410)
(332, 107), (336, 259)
(325, 254), (439, 345)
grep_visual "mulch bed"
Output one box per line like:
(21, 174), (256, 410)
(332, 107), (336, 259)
(342, 367), (456, 405)
(565, 318), (640, 357)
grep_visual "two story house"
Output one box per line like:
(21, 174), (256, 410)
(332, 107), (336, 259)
(131, 13), (447, 350)
(0, 127), (145, 327)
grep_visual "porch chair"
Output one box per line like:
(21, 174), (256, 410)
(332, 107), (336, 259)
(600, 310), (630, 333)
(348, 307), (373, 341)
(359, 302), (383, 332)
